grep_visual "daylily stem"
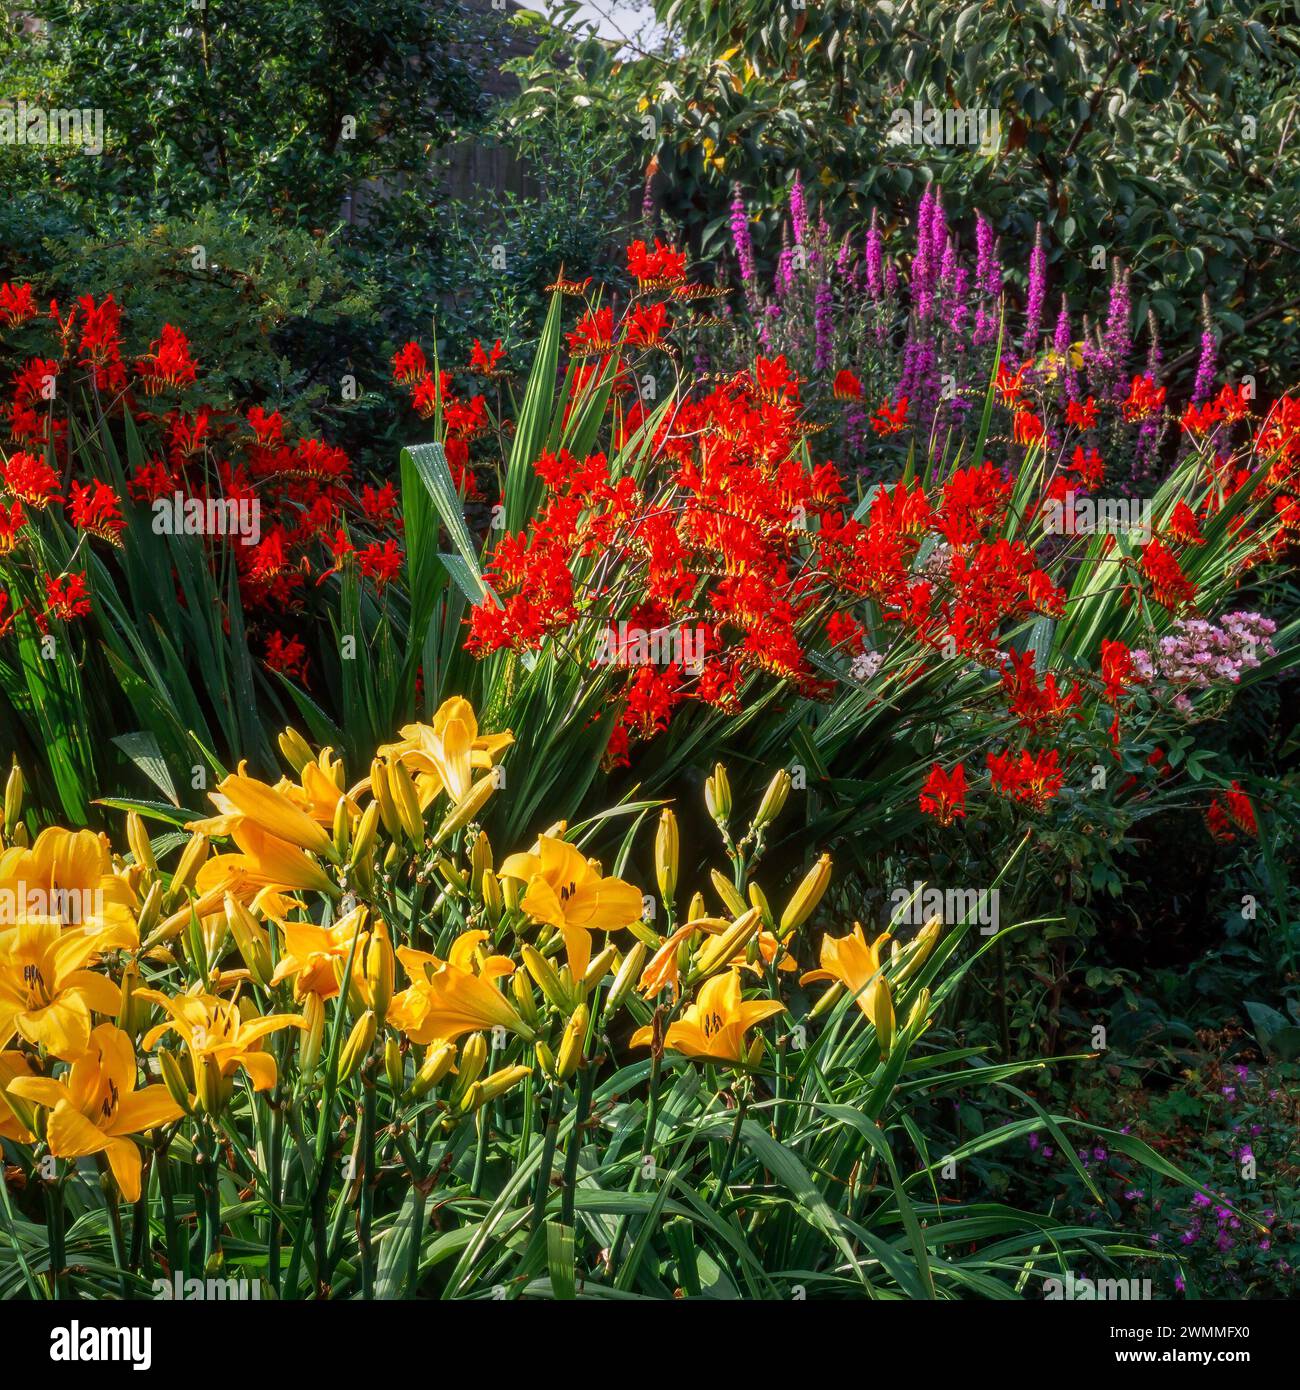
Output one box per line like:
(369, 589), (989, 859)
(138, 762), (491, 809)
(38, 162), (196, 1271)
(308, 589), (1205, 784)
(359, 1076), (378, 1298)
(43, 1170), (65, 1299)
(560, 1061), (595, 1229)
(712, 1083), (749, 1206)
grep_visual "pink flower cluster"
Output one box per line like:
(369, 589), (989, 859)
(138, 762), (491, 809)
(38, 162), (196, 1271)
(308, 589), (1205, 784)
(1133, 612), (1277, 713)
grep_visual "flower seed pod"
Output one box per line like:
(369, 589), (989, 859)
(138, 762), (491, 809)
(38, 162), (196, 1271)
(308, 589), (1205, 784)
(779, 853), (832, 935)
(655, 809), (679, 905)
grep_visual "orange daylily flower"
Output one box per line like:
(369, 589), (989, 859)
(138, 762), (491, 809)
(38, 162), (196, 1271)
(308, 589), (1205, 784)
(388, 930), (529, 1045)
(631, 969), (783, 1064)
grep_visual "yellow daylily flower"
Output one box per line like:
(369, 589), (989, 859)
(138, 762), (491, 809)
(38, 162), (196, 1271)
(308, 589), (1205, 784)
(801, 922), (895, 1042)
(378, 697), (512, 807)
(631, 969), (784, 1064)
(188, 762), (338, 860)
(499, 835), (643, 980)
(194, 823), (339, 902)
(0, 918), (127, 1060)
(137, 986), (307, 1102)
(7, 1023), (183, 1201)
(0, 825), (137, 936)
(269, 905), (369, 1001)
(0, 1050), (37, 1141)
(388, 930), (529, 1045)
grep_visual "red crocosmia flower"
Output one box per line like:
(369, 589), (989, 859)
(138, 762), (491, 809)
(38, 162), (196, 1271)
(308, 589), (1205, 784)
(832, 369), (862, 401)
(289, 438), (350, 482)
(67, 478), (126, 545)
(1214, 383), (1251, 423)
(870, 396), (909, 435)
(1012, 408), (1045, 444)
(468, 338), (507, 376)
(919, 763), (967, 826)
(1165, 499), (1204, 546)
(127, 457), (176, 505)
(1206, 781), (1257, 842)
(1, 449), (62, 506)
(264, 629), (309, 683)
(0, 282), (37, 329)
(999, 650), (1082, 732)
(360, 481), (399, 524)
(1121, 374), (1166, 423)
(45, 571), (92, 621)
(626, 238), (687, 287)
(0, 500), (27, 552)
(1138, 537), (1196, 611)
(246, 406), (285, 445)
(0, 590), (14, 637)
(444, 394), (490, 439)
(753, 354), (800, 406)
(986, 747), (1064, 811)
(1179, 400), (1222, 436)
(826, 611), (865, 654)
(567, 308), (616, 357)
(76, 293), (127, 391)
(391, 341), (429, 386)
(1068, 445), (1105, 491)
(1065, 396), (1098, 430)
(623, 301), (671, 348)
(358, 539), (403, 587)
(1099, 639), (1136, 704)
(995, 362), (1029, 405)
(135, 324), (198, 394)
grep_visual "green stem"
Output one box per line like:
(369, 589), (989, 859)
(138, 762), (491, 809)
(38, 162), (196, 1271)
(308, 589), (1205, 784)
(560, 1061), (594, 1229)
(43, 1170), (65, 1299)
(359, 1077), (378, 1299)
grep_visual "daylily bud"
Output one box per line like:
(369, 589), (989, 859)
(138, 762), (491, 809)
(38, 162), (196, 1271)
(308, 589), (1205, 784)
(541, 819), (568, 840)
(704, 763), (732, 824)
(655, 809), (678, 905)
(450, 1033), (488, 1105)
(0, 1085), (36, 1140)
(434, 775), (496, 843)
(745, 1036), (765, 1068)
(384, 1037), (405, 1092)
(348, 801), (380, 872)
(748, 881), (774, 930)
(388, 758), (425, 843)
(511, 964), (540, 1026)
(225, 894), (272, 988)
(602, 941), (646, 1019)
(126, 811), (156, 873)
(158, 1050), (193, 1115)
(535, 1040), (558, 1080)
(779, 853), (832, 935)
(116, 960), (148, 1037)
(135, 880), (163, 941)
(453, 1082), (483, 1116)
(501, 873), (521, 912)
(195, 1053), (230, 1116)
(370, 759), (402, 839)
(332, 796), (351, 861)
(469, 830), (493, 888)
(278, 727), (314, 775)
(337, 1011), (377, 1085)
(10, 824), (27, 849)
(692, 907), (760, 981)
(363, 922), (395, 1021)
(893, 916), (942, 984)
(477, 1065), (533, 1105)
(167, 834), (209, 908)
(3, 761), (22, 837)
(753, 769), (791, 830)
(905, 986), (932, 1035)
(582, 945), (617, 994)
(482, 870), (503, 926)
(808, 979), (845, 1019)
(556, 1003), (588, 1081)
(687, 892), (706, 922)
(299, 993), (325, 1078)
(407, 1041), (456, 1099)
(435, 857), (469, 894)
(521, 943), (570, 1011)
(710, 869), (747, 919)
(870, 981), (894, 1059)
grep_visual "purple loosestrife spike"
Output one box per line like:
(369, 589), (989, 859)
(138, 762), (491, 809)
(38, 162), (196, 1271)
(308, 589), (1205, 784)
(814, 280), (835, 372)
(866, 210), (883, 300)
(1103, 264), (1132, 390)
(790, 173), (808, 246)
(729, 184), (756, 284)
(1193, 295), (1217, 404)
(1023, 223), (1046, 355)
